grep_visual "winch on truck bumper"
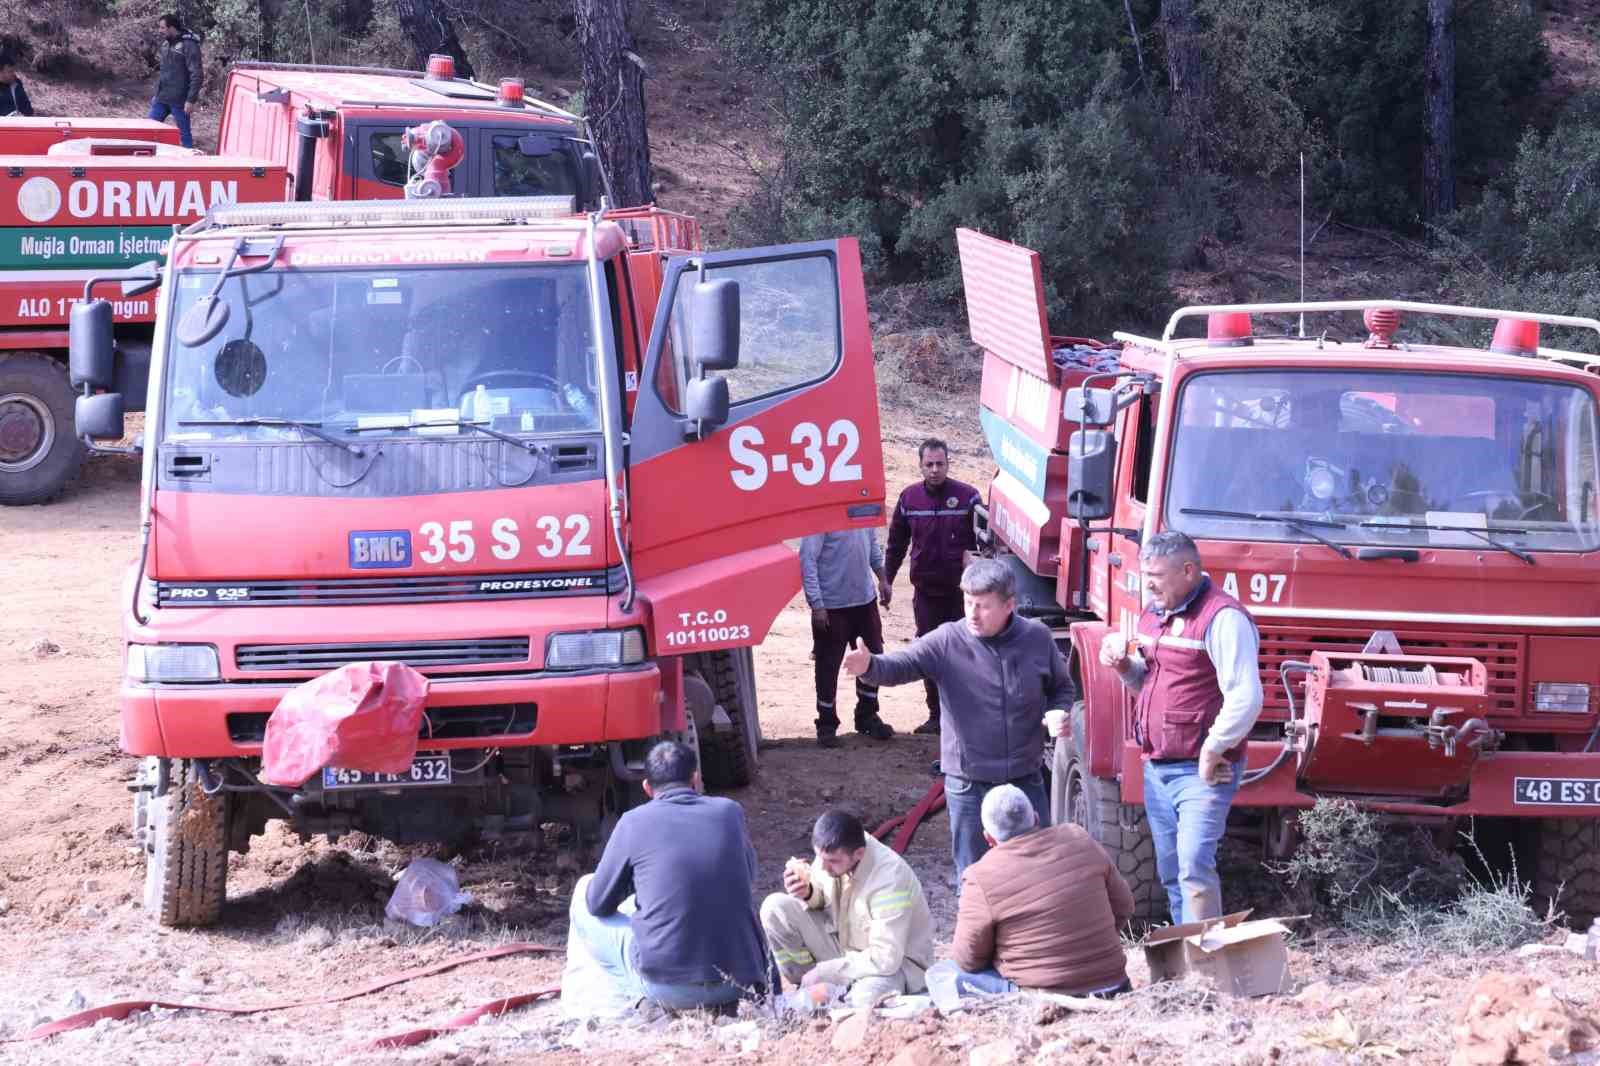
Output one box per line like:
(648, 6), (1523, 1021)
(1293, 650), (1499, 800)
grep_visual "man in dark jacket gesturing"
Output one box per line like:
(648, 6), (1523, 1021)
(885, 439), (982, 735)
(845, 558), (1075, 883)
(150, 13), (201, 147)
(569, 740), (770, 1011)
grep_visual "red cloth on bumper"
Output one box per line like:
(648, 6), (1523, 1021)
(260, 661), (429, 786)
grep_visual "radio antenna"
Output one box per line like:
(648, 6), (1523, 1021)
(1298, 151), (1306, 339)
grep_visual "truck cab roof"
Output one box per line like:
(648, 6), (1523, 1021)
(227, 63), (578, 126)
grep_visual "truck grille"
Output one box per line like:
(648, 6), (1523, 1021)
(225, 702), (538, 744)
(1257, 627), (1523, 717)
(156, 566), (623, 607)
(235, 637), (531, 673)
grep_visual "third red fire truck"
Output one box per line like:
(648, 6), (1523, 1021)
(960, 228), (1600, 926)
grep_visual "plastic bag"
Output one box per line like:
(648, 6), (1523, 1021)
(785, 981), (844, 1013)
(260, 661), (429, 786)
(384, 858), (473, 926)
(925, 960), (963, 1013)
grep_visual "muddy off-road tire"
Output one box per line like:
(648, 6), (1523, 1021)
(1532, 816), (1600, 927)
(690, 647), (761, 789)
(0, 353), (84, 505)
(1052, 703), (1165, 924)
(140, 759), (230, 927)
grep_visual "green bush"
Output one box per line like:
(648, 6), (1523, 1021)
(1426, 93), (1600, 349)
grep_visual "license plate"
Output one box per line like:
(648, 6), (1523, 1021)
(322, 755), (453, 791)
(1512, 776), (1600, 806)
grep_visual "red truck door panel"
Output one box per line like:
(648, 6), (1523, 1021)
(626, 239), (886, 578)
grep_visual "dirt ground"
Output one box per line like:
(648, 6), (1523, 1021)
(2, 391), (1598, 1066)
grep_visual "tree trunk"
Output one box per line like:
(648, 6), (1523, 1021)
(1161, 0), (1209, 168)
(1422, 0), (1456, 219)
(576, 0), (653, 207)
(392, 0), (476, 80)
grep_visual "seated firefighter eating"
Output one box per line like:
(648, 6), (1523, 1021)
(568, 740), (773, 1012)
(761, 809), (935, 1007)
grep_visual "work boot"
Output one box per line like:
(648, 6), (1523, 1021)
(816, 728), (842, 749)
(913, 716), (940, 735)
(855, 715), (895, 741)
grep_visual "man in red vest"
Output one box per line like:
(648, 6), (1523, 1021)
(1098, 531), (1262, 924)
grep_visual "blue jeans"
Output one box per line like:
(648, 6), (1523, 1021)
(149, 98), (194, 148)
(938, 962), (1130, 999)
(1143, 758), (1240, 925)
(568, 875), (742, 1011)
(944, 771), (1049, 888)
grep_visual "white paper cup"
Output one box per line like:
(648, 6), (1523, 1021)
(1044, 708), (1068, 738)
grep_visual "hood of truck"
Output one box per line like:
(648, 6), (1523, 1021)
(150, 479), (610, 582)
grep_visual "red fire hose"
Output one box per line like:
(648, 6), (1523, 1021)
(9, 942), (560, 1046)
(873, 779), (946, 853)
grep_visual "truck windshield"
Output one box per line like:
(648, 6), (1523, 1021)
(1167, 369), (1600, 553)
(162, 264), (600, 443)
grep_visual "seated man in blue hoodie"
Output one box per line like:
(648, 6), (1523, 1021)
(569, 740), (772, 1011)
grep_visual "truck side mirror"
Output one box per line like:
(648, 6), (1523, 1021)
(121, 260), (162, 298)
(690, 278), (740, 372)
(69, 298), (116, 389)
(1064, 386), (1117, 427)
(1067, 429), (1116, 520)
(684, 376), (730, 437)
(76, 391), (125, 441)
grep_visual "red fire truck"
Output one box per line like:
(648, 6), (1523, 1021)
(959, 229), (1600, 926)
(1, 58), (599, 507)
(70, 196), (883, 926)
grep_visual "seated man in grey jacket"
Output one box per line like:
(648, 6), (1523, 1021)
(844, 558), (1075, 884)
(569, 740), (772, 1010)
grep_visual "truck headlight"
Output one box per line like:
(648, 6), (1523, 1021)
(1533, 683), (1591, 714)
(545, 628), (646, 669)
(127, 644), (221, 683)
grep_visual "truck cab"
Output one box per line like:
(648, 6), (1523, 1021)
(219, 58), (601, 206)
(958, 229), (1600, 926)
(73, 197), (884, 926)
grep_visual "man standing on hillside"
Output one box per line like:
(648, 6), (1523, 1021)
(885, 439), (982, 735)
(150, 13), (202, 148)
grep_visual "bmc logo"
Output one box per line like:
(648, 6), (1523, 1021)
(349, 530), (412, 569)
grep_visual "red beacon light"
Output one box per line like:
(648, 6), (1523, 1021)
(1489, 317), (1539, 357)
(497, 78), (525, 108)
(1363, 307), (1401, 348)
(1206, 312), (1253, 347)
(425, 54), (456, 81)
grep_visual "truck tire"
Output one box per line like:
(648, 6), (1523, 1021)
(692, 647), (761, 789)
(0, 353), (84, 505)
(1051, 703), (1165, 924)
(1532, 816), (1600, 927)
(140, 759), (230, 927)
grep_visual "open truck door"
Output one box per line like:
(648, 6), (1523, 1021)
(626, 238), (886, 579)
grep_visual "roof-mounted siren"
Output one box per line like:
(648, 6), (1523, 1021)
(1490, 317), (1539, 357)
(425, 54), (456, 81)
(497, 78), (525, 108)
(1363, 307), (1401, 349)
(1207, 312), (1253, 347)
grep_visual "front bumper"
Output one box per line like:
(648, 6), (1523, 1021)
(1119, 739), (1600, 817)
(121, 664), (663, 758)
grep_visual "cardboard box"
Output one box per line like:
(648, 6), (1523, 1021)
(1143, 910), (1295, 997)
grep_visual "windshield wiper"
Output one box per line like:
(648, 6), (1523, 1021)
(178, 417), (366, 457)
(1358, 519), (1536, 565)
(345, 419), (538, 451)
(1179, 507), (1356, 560)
